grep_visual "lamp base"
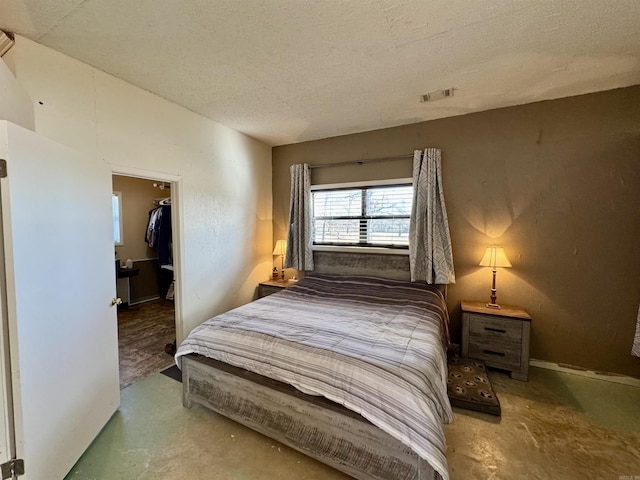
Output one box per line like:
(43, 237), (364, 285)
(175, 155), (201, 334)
(486, 303), (501, 309)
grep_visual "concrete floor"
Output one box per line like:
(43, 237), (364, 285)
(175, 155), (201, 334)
(446, 368), (640, 479)
(65, 367), (640, 480)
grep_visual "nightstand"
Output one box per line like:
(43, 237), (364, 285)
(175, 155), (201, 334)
(258, 280), (292, 298)
(461, 301), (531, 381)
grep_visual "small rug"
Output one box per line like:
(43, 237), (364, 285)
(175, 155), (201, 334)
(160, 365), (182, 383)
(447, 357), (501, 416)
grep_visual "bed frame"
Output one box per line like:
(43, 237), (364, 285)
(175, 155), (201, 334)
(181, 252), (442, 480)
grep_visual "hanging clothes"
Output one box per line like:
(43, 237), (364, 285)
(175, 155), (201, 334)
(145, 204), (172, 266)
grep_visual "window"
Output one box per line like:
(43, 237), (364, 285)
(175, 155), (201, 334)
(312, 181), (413, 248)
(112, 192), (123, 245)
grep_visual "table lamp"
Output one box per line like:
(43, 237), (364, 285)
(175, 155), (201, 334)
(272, 240), (287, 281)
(479, 246), (512, 308)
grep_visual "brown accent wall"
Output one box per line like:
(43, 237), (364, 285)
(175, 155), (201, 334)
(113, 175), (167, 262)
(272, 86), (640, 378)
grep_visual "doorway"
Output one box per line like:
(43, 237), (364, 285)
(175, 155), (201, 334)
(112, 174), (177, 389)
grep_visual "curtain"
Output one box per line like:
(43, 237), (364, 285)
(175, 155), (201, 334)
(409, 148), (455, 284)
(285, 163), (314, 271)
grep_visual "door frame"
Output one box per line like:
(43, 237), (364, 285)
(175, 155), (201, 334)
(110, 164), (184, 344)
(0, 178), (15, 468)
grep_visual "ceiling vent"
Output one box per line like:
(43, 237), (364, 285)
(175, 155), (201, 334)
(420, 88), (455, 103)
(0, 31), (15, 57)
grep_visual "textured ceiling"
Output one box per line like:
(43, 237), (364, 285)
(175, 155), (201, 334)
(1, 0), (639, 146)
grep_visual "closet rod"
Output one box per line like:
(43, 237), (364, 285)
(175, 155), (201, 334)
(309, 153), (413, 169)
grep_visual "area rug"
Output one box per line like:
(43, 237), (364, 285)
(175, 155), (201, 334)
(160, 364), (182, 383)
(447, 357), (501, 416)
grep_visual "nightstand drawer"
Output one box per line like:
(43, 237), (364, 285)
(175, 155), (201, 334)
(461, 301), (531, 381)
(468, 339), (521, 369)
(259, 285), (285, 298)
(258, 280), (294, 299)
(468, 314), (522, 344)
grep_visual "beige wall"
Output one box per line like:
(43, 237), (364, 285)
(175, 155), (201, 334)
(4, 37), (273, 343)
(273, 86), (640, 378)
(112, 175), (169, 262)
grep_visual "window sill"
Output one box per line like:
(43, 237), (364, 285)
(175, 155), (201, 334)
(312, 245), (409, 256)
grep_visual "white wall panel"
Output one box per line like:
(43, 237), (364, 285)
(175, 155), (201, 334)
(7, 36), (273, 341)
(0, 59), (33, 130)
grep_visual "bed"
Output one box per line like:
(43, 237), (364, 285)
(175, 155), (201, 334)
(176, 254), (452, 480)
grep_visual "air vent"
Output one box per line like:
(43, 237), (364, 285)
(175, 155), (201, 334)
(0, 31), (15, 57)
(420, 88), (455, 103)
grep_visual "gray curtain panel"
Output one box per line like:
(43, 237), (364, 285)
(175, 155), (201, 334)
(285, 163), (314, 271)
(409, 149), (456, 284)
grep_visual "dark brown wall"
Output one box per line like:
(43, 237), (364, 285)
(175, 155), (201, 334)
(272, 86), (640, 378)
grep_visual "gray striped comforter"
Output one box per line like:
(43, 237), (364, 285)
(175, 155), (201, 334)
(176, 274), (452, 479)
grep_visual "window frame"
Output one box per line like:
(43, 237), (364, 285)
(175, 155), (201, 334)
(112, 191), (124, 246)
(310, 178), (413, 255)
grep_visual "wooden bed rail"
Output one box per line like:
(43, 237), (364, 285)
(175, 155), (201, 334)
(182, 354), (439, 480)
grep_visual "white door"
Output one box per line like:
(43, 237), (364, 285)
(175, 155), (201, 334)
(0, 121), (120, 479)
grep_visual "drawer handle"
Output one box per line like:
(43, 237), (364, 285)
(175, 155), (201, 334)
(484, 327), (506, 334)
(482, 349), (506, 357)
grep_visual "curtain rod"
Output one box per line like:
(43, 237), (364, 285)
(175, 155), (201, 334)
(309, 153), (414, 169)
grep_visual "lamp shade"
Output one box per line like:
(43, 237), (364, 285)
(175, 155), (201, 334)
(272, 239), (287, 256)
(479, 246), (512, 268)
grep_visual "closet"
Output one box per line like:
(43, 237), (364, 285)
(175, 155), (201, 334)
(146, 196), (174, 300)
(112, 175), (176, 389)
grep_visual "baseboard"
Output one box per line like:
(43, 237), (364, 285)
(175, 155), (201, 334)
(529, 358), (640, 387)
(129, 295), (161, 306)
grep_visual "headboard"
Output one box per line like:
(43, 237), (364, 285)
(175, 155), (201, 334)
(313, 251), (411, 280)
(312, 251), (447, 296)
